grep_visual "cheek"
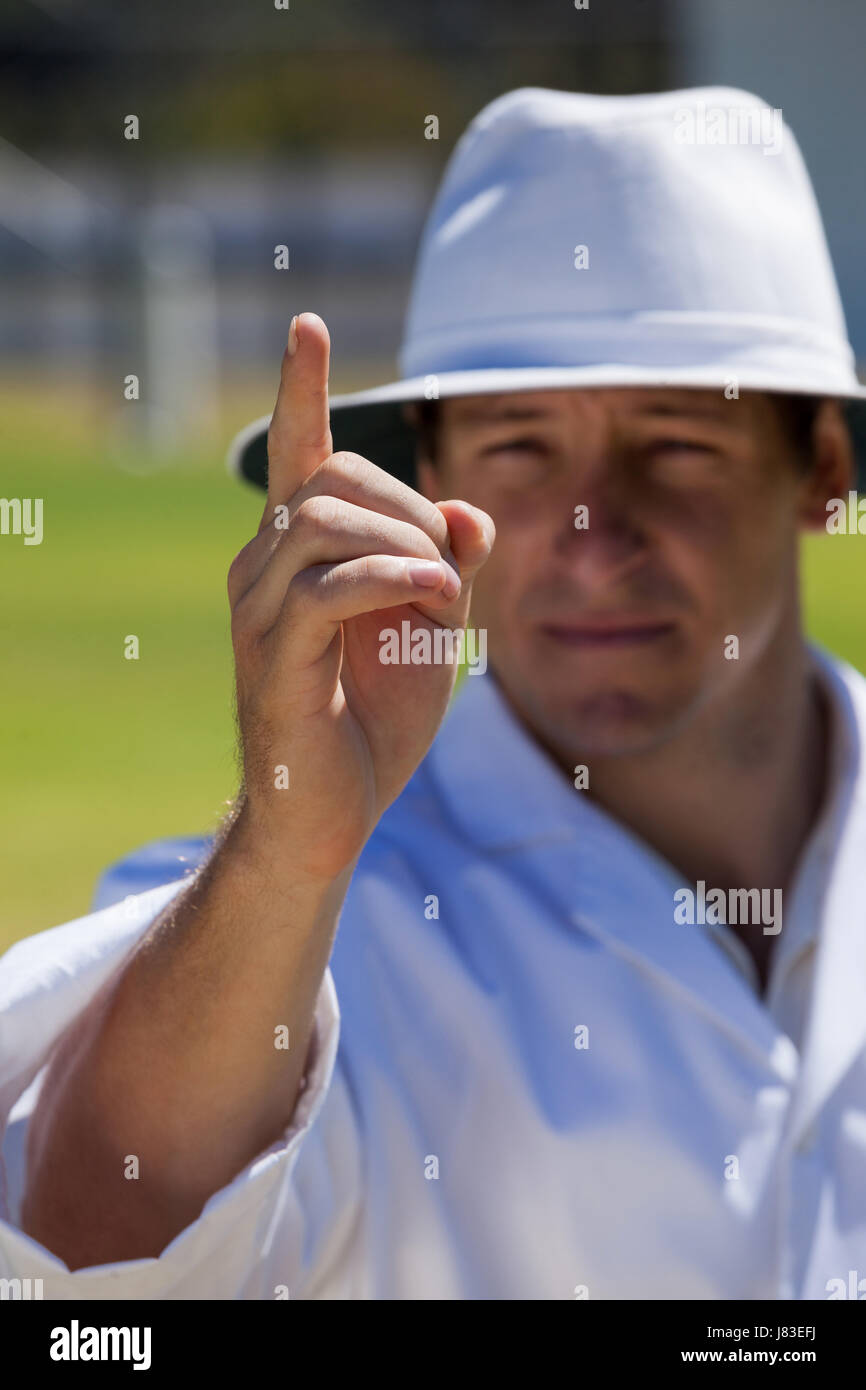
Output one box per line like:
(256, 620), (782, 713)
(439, 465), (551, 608)
(661, 498), (735, 608)
(649, 484), (736, 550)
(468, 529), (526, 631)
(464, 504), (548, 632)
(652, 485), (792, 622)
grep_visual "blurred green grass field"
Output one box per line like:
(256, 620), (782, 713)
(2, 379), (865, 952)
(0, 378), (265, 950)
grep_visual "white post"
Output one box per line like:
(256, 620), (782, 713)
(139, 203), (219, 452)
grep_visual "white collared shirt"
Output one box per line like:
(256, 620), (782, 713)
(1, 642), (866, 1300)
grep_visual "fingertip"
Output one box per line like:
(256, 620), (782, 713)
(436, 499), (496, 560)
(282, 313), (330, 368)
(296, 312), (330, 348)
(457, 499), (495, 543)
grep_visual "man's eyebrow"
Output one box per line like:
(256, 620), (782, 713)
(449, 395), (742, 431)
(628, 399), (735, 423)
(449, 403), (555, 427)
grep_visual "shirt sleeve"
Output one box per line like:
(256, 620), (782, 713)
(0, 881), (348, 1300)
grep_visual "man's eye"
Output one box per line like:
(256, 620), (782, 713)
(649, 439), (716, 455)
(480, 438), (546, 456)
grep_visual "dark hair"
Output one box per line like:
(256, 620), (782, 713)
(410, 392), (827, 468)
(412, 396), (441, 464)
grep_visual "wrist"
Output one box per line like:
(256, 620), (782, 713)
(219, 798), (355, 901)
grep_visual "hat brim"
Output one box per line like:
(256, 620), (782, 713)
(227, 365), (866, 493)
(229, 395), (420, 492)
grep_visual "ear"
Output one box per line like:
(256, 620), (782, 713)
(798, 399), (855, 532)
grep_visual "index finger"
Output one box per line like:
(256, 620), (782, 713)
(262, 312), (333, 528)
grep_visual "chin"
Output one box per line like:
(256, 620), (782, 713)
(490, 629), (709, 756)
(559, 694), (669, 757)
(523, 675), (701, 760)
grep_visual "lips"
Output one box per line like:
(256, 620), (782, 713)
(539, 619), (676, 648)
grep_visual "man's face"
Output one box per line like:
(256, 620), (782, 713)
(417, 387), (841, 759)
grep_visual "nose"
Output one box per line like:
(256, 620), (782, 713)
(554, 461), (647, 592)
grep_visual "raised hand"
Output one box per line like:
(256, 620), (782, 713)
(228, 312), (495, 881)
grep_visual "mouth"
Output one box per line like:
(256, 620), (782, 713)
(538, 619), (677, 648)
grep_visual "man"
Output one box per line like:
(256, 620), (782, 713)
(3, 85), (866, 1300)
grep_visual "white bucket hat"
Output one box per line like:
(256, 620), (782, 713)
(229, 84), (866, 490)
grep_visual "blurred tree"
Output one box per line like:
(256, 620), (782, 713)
(0, 0), (670, 154)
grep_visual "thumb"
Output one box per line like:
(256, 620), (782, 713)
(412, 499), (495, 628)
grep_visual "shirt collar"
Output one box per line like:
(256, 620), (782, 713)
(784, 644), (866, 1139)
(427, 642), (863, 860)
(707, 640), (860, 978)
(775, 643), (860, 954)
(425, 667), (586, 850)
(426, 665), (785, 1064)
(425, 644), (866, 1088)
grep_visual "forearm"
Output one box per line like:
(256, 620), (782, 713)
(21, 805), (353, 1270)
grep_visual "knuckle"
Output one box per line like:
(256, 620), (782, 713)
(327, 449), (369, 483)
(299, 424), (332, 457)
(227, 548), (251, 601)
(350, 554), (374, 587)
(227, 554), (243, 593)
(283, 565), (319, 616)
(293, 494), (342, 535)
(266, 420), (286, 460)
